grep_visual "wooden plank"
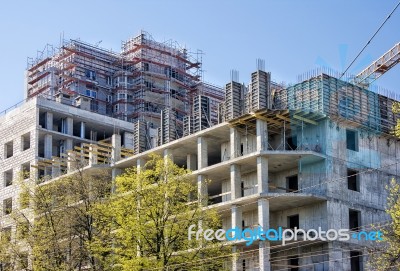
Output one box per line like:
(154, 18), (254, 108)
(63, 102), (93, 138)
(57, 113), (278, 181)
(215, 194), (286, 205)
(293, 115), (318, 125)
(252, 113), (282, 126)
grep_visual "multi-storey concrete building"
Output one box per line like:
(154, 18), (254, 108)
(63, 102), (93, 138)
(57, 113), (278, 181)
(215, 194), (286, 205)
(1, 34), (399, 270)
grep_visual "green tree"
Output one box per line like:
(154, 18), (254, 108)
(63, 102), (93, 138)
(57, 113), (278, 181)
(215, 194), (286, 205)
(0, 167), (112, 271)
(369, 179), (400, 270)
(91, 155), (230, 270)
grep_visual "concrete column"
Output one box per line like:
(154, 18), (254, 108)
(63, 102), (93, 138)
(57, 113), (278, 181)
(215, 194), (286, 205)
(111, 168), (123, 193)
(137, 158), (145, 172)
(163, 148), (174, 162)
(45, 112), (53, 130)
(44, 134), (52, 159)
(257, 156), (268, 193)
(80, 122), (86, 139)
(197, 137), (208, 169)
(52, 165), (61, 178)
(231, 245), (239, 271)
(259, 241), (271, 271)
(258, 198), (270, 271)
(230, 127), (241, 159)
(65, 139), (73, 153)
(230, 164), (241, 200)
(197, 174), (208, 206)
(67, 150), (76, 173)
(258, 198), (269, 229)
(89, 144), (98, 166)
(66, 117), (73, 135)
(186, 154), (197, 171)
(328, 242), (342, 270)
(256, 119), (268, 151)
(112, 134), (121, 164)
(231, 204), (242, 230)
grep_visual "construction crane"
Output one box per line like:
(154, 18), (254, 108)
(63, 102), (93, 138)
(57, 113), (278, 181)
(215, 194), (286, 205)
(354, 42), (400, 88)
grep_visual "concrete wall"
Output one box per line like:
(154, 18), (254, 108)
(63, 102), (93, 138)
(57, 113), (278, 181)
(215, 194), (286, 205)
(0, 100), (38, 228)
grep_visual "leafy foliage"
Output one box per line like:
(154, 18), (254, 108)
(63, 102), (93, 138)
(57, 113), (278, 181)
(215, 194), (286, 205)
(90, 154), (230, 270)
(369, 179), (400, 271)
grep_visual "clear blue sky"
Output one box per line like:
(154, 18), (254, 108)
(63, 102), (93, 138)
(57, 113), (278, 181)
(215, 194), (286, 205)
(0, 0), (399, 111)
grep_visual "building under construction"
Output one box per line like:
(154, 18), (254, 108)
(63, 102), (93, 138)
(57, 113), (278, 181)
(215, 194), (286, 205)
(25, 31), (224, 152)
(1, 34), (400, 270)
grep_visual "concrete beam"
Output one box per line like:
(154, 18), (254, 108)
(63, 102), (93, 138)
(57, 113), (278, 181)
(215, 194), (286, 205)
(197, 137), (208, 170)
(257, 156), (268, 193)
(230, 164), (241, 200)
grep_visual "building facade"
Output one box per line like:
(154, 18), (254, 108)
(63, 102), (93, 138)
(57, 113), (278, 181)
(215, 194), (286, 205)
(1, 33), (399, 270)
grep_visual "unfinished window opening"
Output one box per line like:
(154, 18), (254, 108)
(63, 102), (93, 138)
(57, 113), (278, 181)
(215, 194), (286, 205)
(85, 69), (96, 81)
(21, 162), (31, 179)
(346, 129), (358, 151)
(347, 169), (360, 192)
(60, 118), (67, 134)
(39, 112), (46, 128)
(349, 209), (361, 231)
(4, 169), (13, 187)
(1, 226), (12, 243)
(208, 150), (221, 167)
(38, 168), (46, 180)
(350, 251), (362, 271)
(21, 132), (31, 151)
(3, 198), (12, 215)
(286, 175), (298, 192)
(241, 182), (245, 197)
(289, 255), (299, 271)
(4, 141), (13, 158)
(286, 136), (297, 150)
(288, 214), (299, 229)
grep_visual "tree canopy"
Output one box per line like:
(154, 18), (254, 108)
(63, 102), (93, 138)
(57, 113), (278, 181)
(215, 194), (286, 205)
(91, 154), (229, 270)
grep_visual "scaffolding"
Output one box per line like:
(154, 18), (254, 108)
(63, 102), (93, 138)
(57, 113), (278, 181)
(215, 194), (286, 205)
(25, 32), (225, 151)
